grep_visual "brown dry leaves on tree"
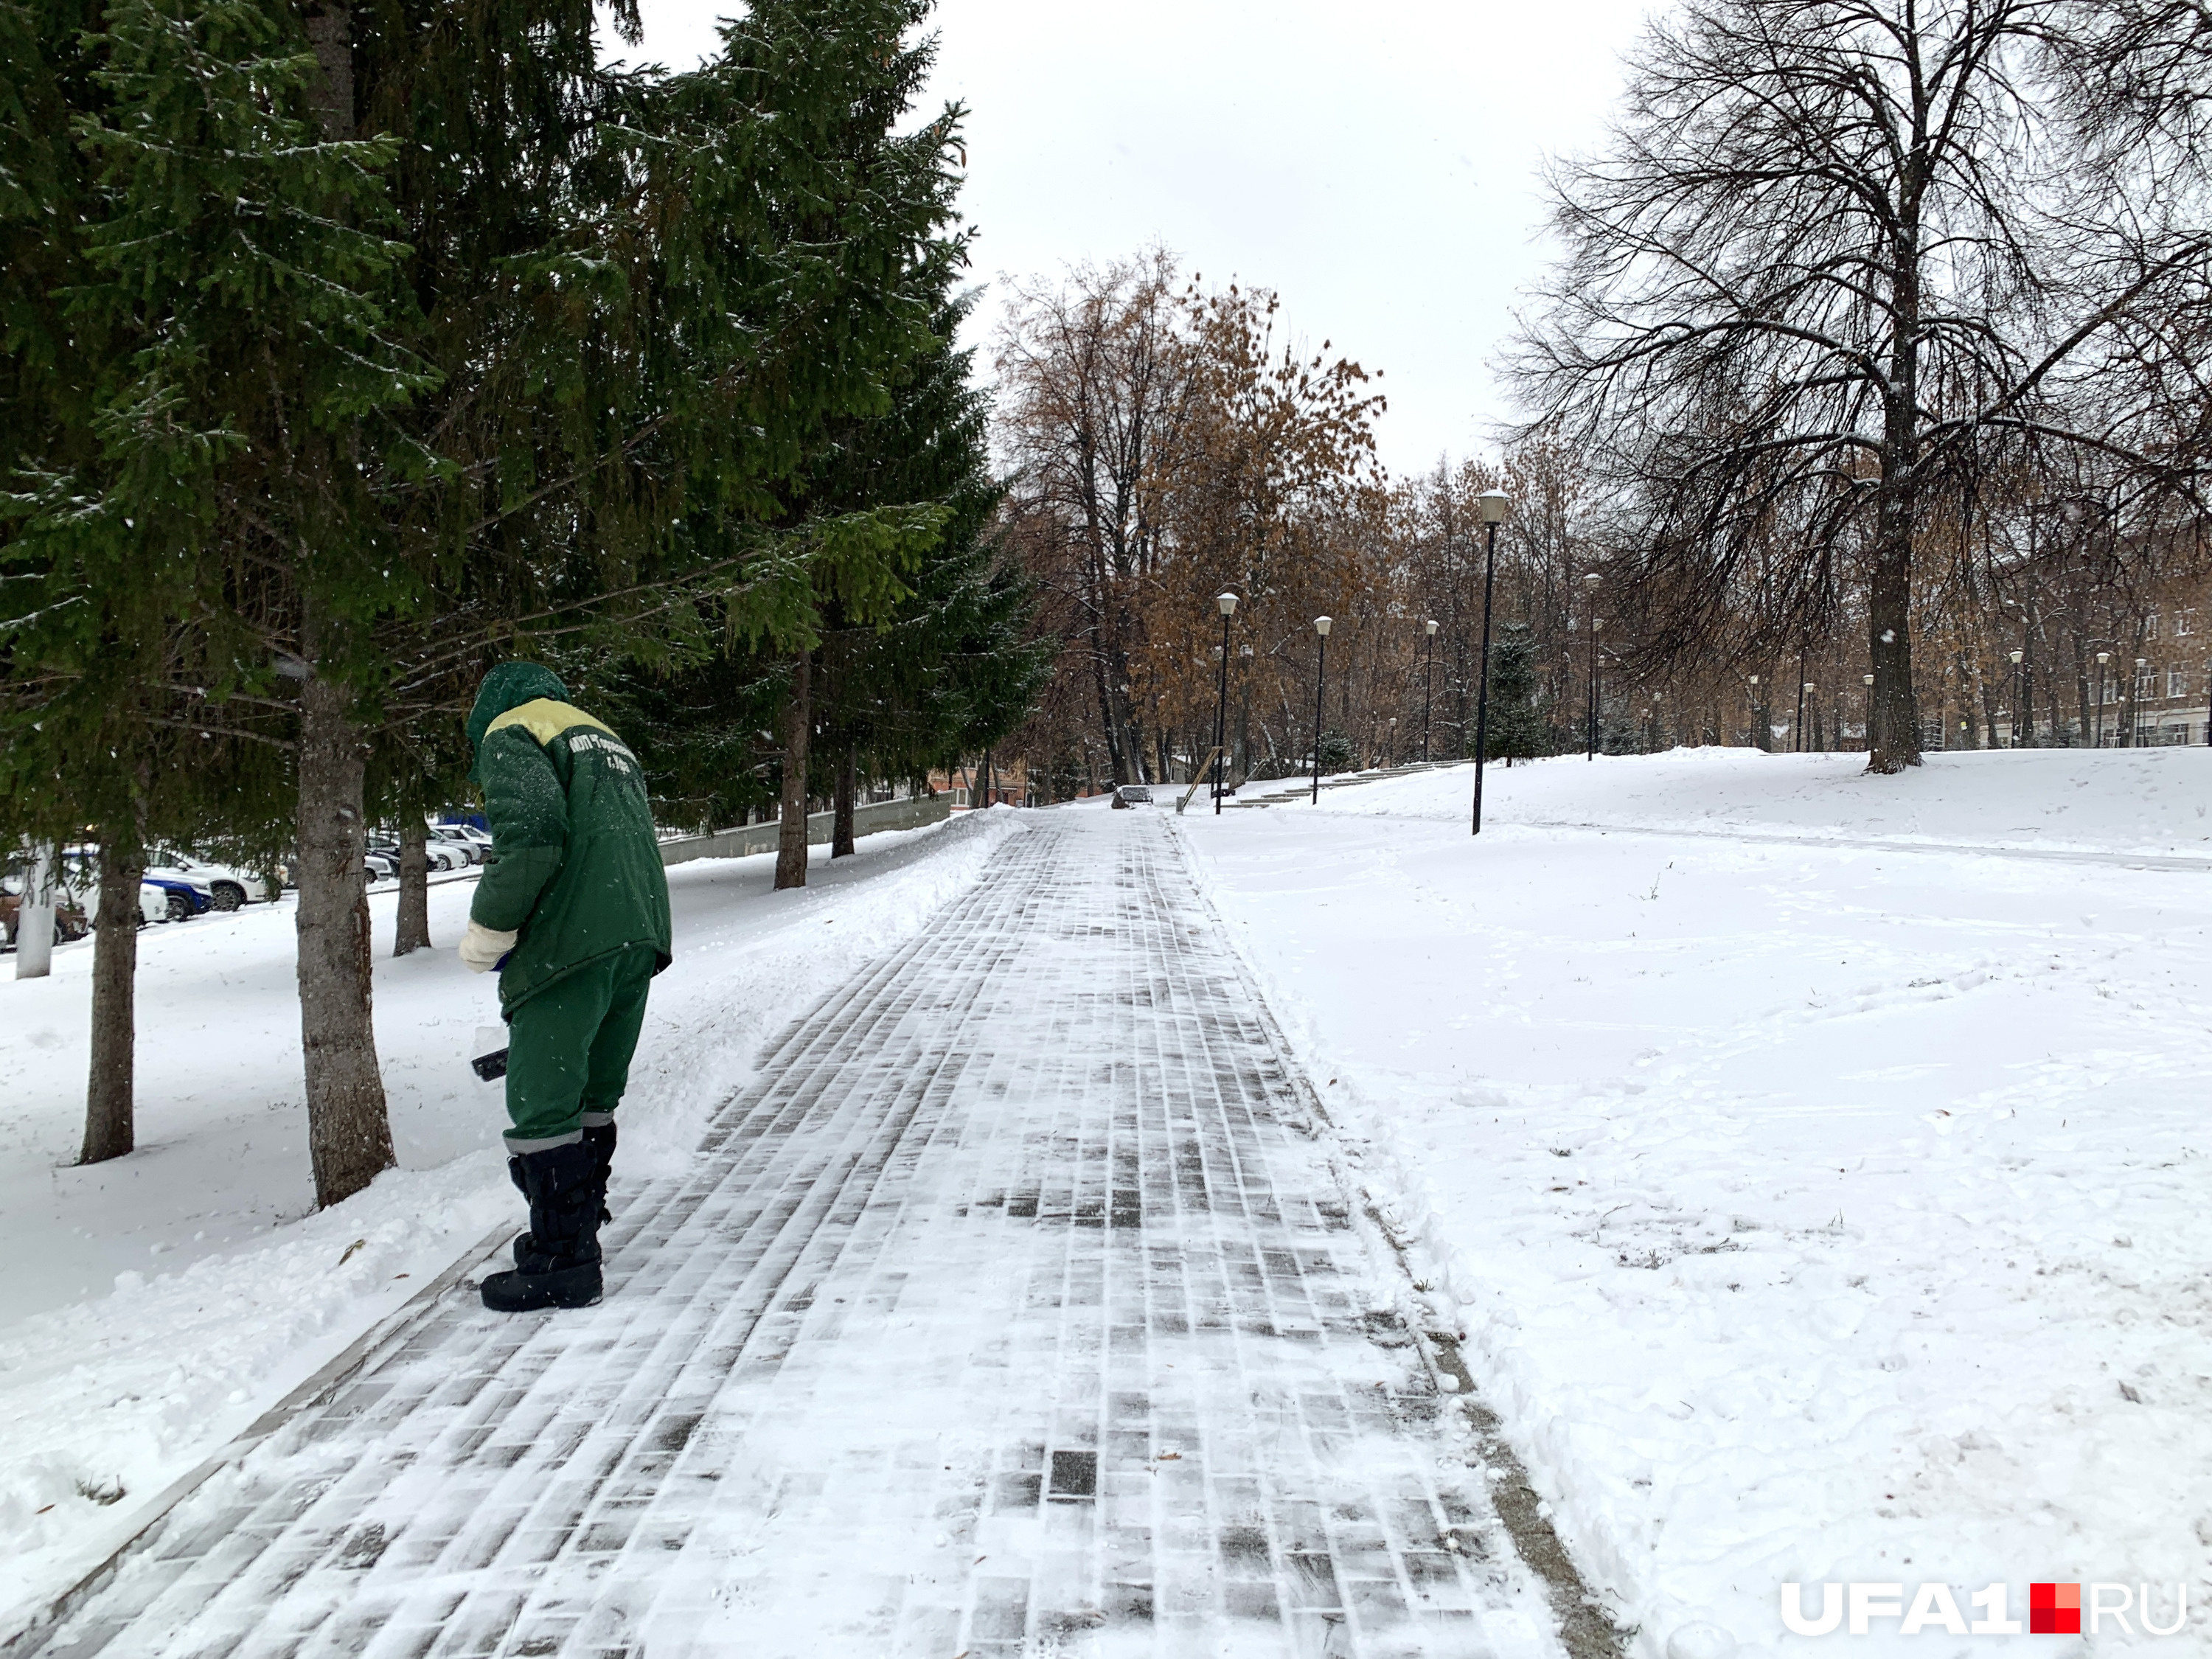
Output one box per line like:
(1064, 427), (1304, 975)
(996, 252), (1391, 787)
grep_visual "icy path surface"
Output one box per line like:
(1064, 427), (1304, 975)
(32, 813), (1559, 1659)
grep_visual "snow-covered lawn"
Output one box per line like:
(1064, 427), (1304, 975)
(0, 813), (1015, 1635)
(1184, 748), (2212, 1658)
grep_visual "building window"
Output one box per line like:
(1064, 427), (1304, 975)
(2170, 669), (2192, 699)
(2180, 609), (2199, 638)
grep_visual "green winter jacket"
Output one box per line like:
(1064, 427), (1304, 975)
(465, 663), (672, 1012)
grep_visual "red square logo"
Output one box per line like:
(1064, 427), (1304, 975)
(2030, 1582), (2081, 1635)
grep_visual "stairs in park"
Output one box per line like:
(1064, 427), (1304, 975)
(1220, 759), (1467, 809)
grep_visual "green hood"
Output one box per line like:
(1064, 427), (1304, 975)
(466, 662), (570, 780)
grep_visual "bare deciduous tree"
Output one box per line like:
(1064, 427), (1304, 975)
(1512, 0), (2211, 772)
(995, 251), (1187, 783)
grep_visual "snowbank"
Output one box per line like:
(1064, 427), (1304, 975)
(1184, 748), (2212, 1657)
(0, 810), (1020, 1632)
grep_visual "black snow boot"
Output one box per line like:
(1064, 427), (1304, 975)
(512, 1119), (617, 1264)
(481, 1139), (603, 1312)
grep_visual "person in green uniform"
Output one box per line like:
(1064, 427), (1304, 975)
(461, 662), (672, 1312)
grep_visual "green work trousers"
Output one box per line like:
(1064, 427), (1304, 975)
(503, 945), (658, 1152)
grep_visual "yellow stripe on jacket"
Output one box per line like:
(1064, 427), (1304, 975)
(484, 698), (615, 747)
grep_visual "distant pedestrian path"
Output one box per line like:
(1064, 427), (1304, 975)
(27, 813), (1564, 1659)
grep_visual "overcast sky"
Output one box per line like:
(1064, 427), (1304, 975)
(613, 0), (1660, 478)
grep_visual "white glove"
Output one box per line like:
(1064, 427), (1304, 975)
(459, 921), (518, 973)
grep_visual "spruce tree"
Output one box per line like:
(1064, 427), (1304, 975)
(2, 0), (419, 1174)
(1484, 622), (1545, 763)
(7, 0), (999, 1205)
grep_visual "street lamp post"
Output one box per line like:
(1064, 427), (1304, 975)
(1310, 616), (1332, 804)
(2008, 650), (2025, 746)
(1583, 571), (1601, 760)
(1422, 619), (1439, 762)
(2095, 651), (2110, 747)
(1471, 490), (1511, 834)
(1213, 592), (1237, 813)
(1747, 673), (1760, 751)
(1861, 673), (1874, 751)
(1799, 680), (1815, 754)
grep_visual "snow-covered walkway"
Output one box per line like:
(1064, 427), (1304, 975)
(27, 812), (1565, 1659)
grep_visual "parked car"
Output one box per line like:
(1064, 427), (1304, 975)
(1, 877), (91, 948)
(428, 824), (482, 865)
(1111, 784), (1154, 809)
(141, 872), (213, 923)
(145, 849), (271, 911)
(363, 844), (400, 882)
(46, 845), (219, 925)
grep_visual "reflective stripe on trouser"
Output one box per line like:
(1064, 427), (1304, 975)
(502, 945), (658, 1152)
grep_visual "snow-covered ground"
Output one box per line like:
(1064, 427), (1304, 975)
(0, 813), (1015, 1635)
(1184, 748), (2212, 1658)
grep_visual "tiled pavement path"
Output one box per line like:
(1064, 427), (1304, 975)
(29, 813), (1568, 1659)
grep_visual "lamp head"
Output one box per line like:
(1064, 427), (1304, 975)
(1748, 675), (1759, 686)
(1804, 681), (1815, 692)
(1314, 615), (1332, 638)
(2009, 650), (2023, 664)
(1582, 571), (1601, 590)
(2096, 651), (2110, 664)
(2136, 656), (2147, 667)
(1217, 591), (1238, 617)
(1477, 490), (1510, 526)
(1863, 674), (1875, 686)
(1425, 619), (1439, 636)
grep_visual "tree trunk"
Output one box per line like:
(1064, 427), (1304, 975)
(81, 835), (144, 1165)
(1865, 499), (1922, 771)
(1865, 212), (1926, 774)
(300, 0), (355, 139)
(394, 818), (431, 954)
(776, 649), (811, 890)
(291, 0), (388, 1208)
(296, 671), (394, 1207)
(1089, 639), (1126, 785)
(832, 743), (856, 858)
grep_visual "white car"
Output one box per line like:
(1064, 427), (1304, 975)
(428, 824), (485, 865)
(53, 846), (224, 922)
(145, 850), (272, 911)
